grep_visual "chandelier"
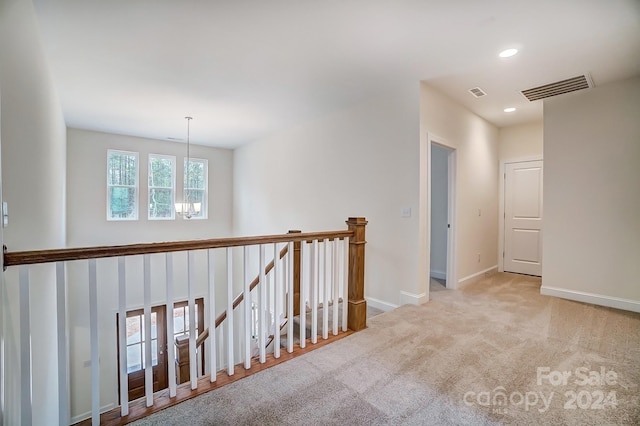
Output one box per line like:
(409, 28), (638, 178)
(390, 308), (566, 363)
(175, 116), (201, 219)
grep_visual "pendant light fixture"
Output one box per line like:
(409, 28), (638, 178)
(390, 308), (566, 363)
(175, 116), (201, 219)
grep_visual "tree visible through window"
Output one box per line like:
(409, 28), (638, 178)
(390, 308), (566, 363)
(184, 158), (208, 219)
(148, 154), (175, 220)
(107, 150), (138, 220)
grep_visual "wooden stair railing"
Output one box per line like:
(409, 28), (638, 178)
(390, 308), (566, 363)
(2, 218), (368, 426)
(2, 229), (352, 267)
(176, 243), (293, 384)
(173, 218), (371, 385)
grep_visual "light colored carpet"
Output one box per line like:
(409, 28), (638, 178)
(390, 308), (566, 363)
(132, 273), (640, 425)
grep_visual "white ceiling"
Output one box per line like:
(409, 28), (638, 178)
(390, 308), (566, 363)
(32, 0), (640, 148)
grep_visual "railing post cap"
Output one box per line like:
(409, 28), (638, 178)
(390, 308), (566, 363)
(346, 217), (367, 224)
(175, 335), (189, 345)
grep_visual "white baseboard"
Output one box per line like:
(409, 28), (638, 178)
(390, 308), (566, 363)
(457, 265), (498, 289)
(540, 286), (640, 313)
(430, 270), (446, 280)
(366, 297), (398, 312)
(71, 403), (116, 424)
(399, 290), (428, 306)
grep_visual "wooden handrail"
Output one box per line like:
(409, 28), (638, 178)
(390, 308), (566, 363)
(195, 244), (290, 347)
(3, 230), (353, 268)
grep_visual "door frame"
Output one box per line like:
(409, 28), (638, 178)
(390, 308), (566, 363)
(498, 155), (543, 273)
(419, 133), (458, 298)
(116, 297), (205, 402)
(116, 305), (168, 402)
(0, 98), (4, 423)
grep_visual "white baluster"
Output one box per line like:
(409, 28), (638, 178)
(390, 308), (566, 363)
(207, 250), (217, 382)
(18, 266), (32, 425)
(243, 246), (251, 370)
(299, 241), (306, 348)
(259, 245), (266, 363)
(322, 238), (329, 340)
(273, 243), (281, 358)
(187, 251), (197, 389)
(143, 255), (153, 407)
(332, 240), (339, 336)
(311, 239), (318, 344)
(117, 258), (129, 415)
(165, 253), (177, 396)
(287, 242), (294, 353)
(226, 247), (234, 375)
(56, 262), (70, 424)
(343, 237), (349, 332)
(217, 326), (224, 372)
(88, 259), (100, 425)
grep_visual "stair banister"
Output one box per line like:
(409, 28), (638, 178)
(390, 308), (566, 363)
(1, 220), (367, 425)
(347, 217), (368, 331)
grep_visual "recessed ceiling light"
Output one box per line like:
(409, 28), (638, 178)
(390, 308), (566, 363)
(499, 48), (518, 58)
(504, 107), (516, 113)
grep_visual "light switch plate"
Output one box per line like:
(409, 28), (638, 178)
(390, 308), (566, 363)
(2, 202), (7, 227)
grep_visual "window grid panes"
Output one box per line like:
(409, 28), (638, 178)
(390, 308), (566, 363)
(173, 304), (200, 341)
(107, 150), (139, 220)
(183, 158), (208, 219)
(148, 154), (176, 220)
(125, 312), (158, 373)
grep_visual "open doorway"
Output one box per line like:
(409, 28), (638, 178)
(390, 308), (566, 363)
(419, 133), (457, 299)
(428, 136), (457, 290)
(430, 144), (449, 290)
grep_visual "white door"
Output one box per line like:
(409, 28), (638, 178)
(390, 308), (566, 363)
(504, 160), (543, 276)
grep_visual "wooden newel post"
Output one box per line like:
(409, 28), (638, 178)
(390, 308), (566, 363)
(346, 217), (367, 331)
(175, 335), (190, 385)
(288, 230), (302, 316)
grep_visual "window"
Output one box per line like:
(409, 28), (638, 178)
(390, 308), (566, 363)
(148, 154), (176, 220)
(107, 150), (138, 220)
(183, 158), (208, 219)
(124, 309), (160, 373)
(172, 298), (204, 341)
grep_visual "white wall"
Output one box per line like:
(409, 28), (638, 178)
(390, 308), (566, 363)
(67, 128), (233, 246)
(0, 0), (67, 424)
(234, 84), (420, 310)
(542, 76), (640, 312)
(419, 83), (499, 294)
(499, 121), (543, 162)
(429, 144), (448, 279)
(66, 128), (234, 420)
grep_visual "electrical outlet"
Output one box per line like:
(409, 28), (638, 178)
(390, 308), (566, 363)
(401, 207), (411, 218)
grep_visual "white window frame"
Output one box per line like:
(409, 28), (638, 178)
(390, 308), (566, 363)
(183, 158), (208, 220)
(107, 150), (139, 221)
(148, 154), (176, 220)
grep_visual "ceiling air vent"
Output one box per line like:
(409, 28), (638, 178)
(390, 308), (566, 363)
(468, 87), (487, 98)
(521, 74), (593, 101)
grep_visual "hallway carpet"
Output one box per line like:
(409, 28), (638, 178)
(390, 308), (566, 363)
(133, 273), (640, 425)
